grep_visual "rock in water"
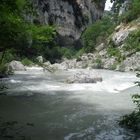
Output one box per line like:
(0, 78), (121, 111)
(8, 61), (26, 71)
(66, 71), (102, 83)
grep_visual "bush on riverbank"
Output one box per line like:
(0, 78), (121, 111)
(0, 64), (8, 78)
(119, 73), (140, 132)
(21, 58), (34, 66)
(123, 29), (140, 52)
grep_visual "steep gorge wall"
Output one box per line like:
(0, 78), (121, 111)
(32, 0), (106, 46)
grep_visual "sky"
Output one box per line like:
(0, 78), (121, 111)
(105, 0), (113, 11)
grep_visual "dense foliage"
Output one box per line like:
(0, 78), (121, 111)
(124, 29), (140, 52)
(119, 73), (140, 132)
(0, 0), (83, 67)
(112, 0), (140, 23)
(0, 1), (59, 58)
(82, 15), (115, 52)
(120, 0), (140, 22)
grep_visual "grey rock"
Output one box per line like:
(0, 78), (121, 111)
(119, 0), (131, 16)
(36, 56), (43, 63)
(87, 53), (95, 60)
(96, 43), (105, 51)
(44, 61), (51, 66)
(33, 0), (106, 46)
(76, 61), (83, 69)
(8, 61), (26, 71)
(99, 49), (108, 58)
(51, 63), (66, 70)
(61, 59), (77, 69)
(66, 71), (102, 83)
(112, 27), (136, 46)
(102, 57), (118, 70)
(81, 54), (89, 61)
(118, 52), (140, 71)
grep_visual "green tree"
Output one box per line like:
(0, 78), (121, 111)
(82, 15), (115, 52)
(0, 0), (31, 63)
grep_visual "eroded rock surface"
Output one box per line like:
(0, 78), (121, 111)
(66, 71), (102, 83)
(33, 0), (106, 46)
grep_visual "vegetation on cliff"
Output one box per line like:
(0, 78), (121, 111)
(82, 13), (115, 52)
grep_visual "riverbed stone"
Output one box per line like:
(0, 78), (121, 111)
(66, 71), (102, 83)
(8, 61), (26, 71)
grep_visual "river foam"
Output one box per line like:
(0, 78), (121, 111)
(6, 69), (138, 96)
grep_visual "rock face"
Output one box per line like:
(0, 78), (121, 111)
(118, 52), (140, 72)
(8, 61), (26, 71)
(119, 0), (132, 16)
(66, 71), (102, 83)
(33, 0), (106, 46)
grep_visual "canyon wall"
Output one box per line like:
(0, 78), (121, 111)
(33, 0), (106, 46)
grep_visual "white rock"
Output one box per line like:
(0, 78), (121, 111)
(36, 56), (43, 63)
(66, 71), (102, 83)
(96, 43), (105, 51)
(112, 27), (136, 46)
(8, 61), (26, 71)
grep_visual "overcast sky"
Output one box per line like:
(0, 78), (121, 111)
(105, 0), (113, 11)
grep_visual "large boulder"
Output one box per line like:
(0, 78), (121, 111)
(36, 56), (43, 63)
(112, 26), (136, 46)
(60, 59), (77, 69)
(66, 71), (102, 83)
(8, 61), (26, 71)
(118, 52), (140, 72)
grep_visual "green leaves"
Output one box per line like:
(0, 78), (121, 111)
(124, 29), (140, 52)
(31, 25), (56, 43)
(119, 72), (140, 132)
(82, 16), (115, 52)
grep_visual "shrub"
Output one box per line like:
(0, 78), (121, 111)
(124, 29), (140, 52)
(0, 50), (16, 63)
(0, 63), (9, 78)
(21, 58), (34, 66)
(82, 16), (115, 52)
(75, 48), (85, 59)
(119, 0), (140, 23)
(95, 58), (103, 69)
(107, 46), (123, 62)
(119, 73), (140, 132)
(60, 47), (76, 59)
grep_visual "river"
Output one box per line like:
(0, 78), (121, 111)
(0, 68), (140, 140)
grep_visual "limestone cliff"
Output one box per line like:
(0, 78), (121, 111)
(32, 0), (106, 46)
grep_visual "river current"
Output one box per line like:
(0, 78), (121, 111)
(0, 68), (140, 140)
